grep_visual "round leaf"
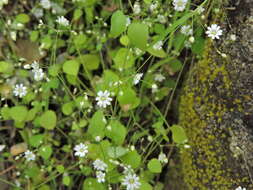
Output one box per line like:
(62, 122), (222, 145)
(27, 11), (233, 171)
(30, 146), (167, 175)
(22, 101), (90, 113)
(63, 60), (80, 76)
(147, 159), (162, 173)
(110, 10), (127, 38)
(128, 23), (149, 50)
(40, 110), (57, 130)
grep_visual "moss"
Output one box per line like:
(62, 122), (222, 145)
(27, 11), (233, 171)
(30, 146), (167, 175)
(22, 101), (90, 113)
(178, 40), (253, 189)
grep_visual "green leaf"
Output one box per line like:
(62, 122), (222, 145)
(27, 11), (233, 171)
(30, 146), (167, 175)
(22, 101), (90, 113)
(128, 23), (149, 50)
(105, 120), (126, 145)
(113, 48), (135, 69)
(63, 175), (71, 186)
(122, 150), (141, 169)
(49, 64), (61, 77)
(147, 47), (167, 58)
(88, 111), (106, 138)
(10, 106), (28, 122)
(192, 37), (205, 55)
(147, 159), (162, 173)
(40, 110), (57, 130)
(83, 178), (106, 190)
(16, 13), (30, 23)
(74, 34), (87, 49)
(56, 165), (65, 173)
(29, 134), (44, 147)
(120, 35), (129, 46)
(73, 9), (83, 20)
(117, 87), (140, 110)
(0, 61), (11, 73)
(110, 10), (127, 38)
(38, 145), (52, 160)
(170, 125), (187, 144)
(61, 102), (74, 115)
(107, 146), (127, 158)
(140, 181), (153, 190)
(79, 54), (100, 70)
(168, 59), (182, 72)
(63, 60), (80, 76)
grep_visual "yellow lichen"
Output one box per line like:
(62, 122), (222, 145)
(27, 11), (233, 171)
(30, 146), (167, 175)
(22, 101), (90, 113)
(178, 41), (253, 189)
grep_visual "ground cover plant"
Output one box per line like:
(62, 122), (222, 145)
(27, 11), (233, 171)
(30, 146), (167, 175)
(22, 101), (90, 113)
(0, 0), (236, 189)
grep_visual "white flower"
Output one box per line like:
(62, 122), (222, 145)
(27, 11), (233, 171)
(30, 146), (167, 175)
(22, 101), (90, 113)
(181, 25), (193, 36)
(0, 145), (6, 152)
(153, 40), (163, 50)
(235, 186), (246, 190)
(56, 16), (69, 26)
(196, 6), (205, 14)
(13, 84), (27, 98)
(40, 0), (51, 9)
(74, 143), (88, 158)
(133, 73), (143, 85)
(150, 2), (158, 12)
(151, 84), (158, 93)
(133, 2), (141, 14)
(134, 48), (143, 56)
(24, 150), (36, 161)
(154, 73), (165, 82)
(95, 90), (112, 108)
(189, 36), (195, 43)
(33, 8), (44, 18)
(123, 165), (134, 175)
(206, 24), (222, 40)
(93, 159), (108, 171)
(32, 68), (44, 81)
(158, 152), (168, 164)
(31, 61), (40, 70)
(96, 171), (105, 183)
(157, 15), (166, 24)
(173, 0), (188, 11)
(0, 0), (8, 10)
(126, 17), (131, 27)
(122, 173), (141, 190)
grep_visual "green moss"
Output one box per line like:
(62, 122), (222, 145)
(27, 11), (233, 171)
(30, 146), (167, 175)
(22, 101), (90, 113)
(178, 40), (253, 189)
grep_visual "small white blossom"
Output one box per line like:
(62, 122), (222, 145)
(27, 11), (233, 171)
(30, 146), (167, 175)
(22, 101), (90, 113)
(173, 0), (188, 11)
(74, 143), (88, 158)
(93, 159), (108, 171)
(24, 150), (36, 161)
(0, 0), (8, 10)
(230, 34), (236, 41)
(150, 2), (158, 12)
(126, 17), (131, 27)
(196, 6), (205, 14)
(158, 152), (168, 164)
(122, 173), (141, 190)
(96, 171), (106, 183)
(181, 25), (193, 36)
(33, 8), (44, 18)
(206, 24), (222, 40)
(154, 73), (165, 82)
(96, 90), (112, 108)
(133, 2), (141, 14)
(40, 0), (51, 9)
(13, 84), (27, 98)
(32, 68), (44, 81)
(235, 186), (246, 190)
(157, 15), (166, 24)
(0, 145), (6, 152)
(134, 48), (143, 56)
(56, 16), (69, 26)
(151, 84), (158, 93)
(189, 36), (195, 43)
(133, 73), (143, 85)
(153, 40), (163, 50)
(31, 61), (40, 70)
